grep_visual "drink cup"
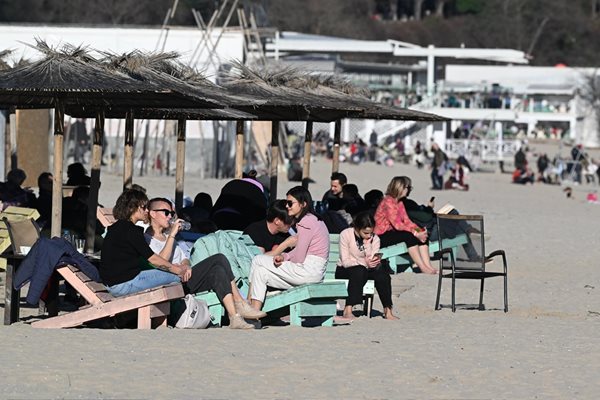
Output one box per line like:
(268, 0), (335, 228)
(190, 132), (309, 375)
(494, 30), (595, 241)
(75, 238), (85, 253)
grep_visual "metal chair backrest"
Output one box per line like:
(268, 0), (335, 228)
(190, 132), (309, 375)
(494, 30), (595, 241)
(3, 217), (41, 255)
(436, 213), (485, 272)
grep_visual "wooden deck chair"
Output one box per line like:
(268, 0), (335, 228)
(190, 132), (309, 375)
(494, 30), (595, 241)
(96, 207), (116, 228)
(32, 265), (184, 329)
(324, 234), (375, 317)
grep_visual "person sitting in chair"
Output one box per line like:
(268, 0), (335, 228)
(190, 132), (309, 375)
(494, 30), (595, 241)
(336, 211), (397, 320)
(100, 190), (264, 329)
(243, 199), (295, 255)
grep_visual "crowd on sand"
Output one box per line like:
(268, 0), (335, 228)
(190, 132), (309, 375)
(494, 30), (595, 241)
(1, 153), (489, 329)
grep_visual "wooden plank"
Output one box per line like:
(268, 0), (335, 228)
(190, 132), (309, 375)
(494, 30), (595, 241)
(57, 267), (104, 306)
(96, 207), (116, 228)
(1, 206), (40, 220)
(74, 271), (92, 282)
(32, 284), (184, 329)
(292, 300), (337, 317)
(85, 281), (108, 293)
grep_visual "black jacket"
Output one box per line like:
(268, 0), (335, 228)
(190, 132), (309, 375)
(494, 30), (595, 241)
(14, 237), (100, 305)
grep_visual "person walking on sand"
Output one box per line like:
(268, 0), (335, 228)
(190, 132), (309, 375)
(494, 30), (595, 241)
(430, 142), (447, 190)
(374, 176), (437, 274)
(336, 211), (397, 320)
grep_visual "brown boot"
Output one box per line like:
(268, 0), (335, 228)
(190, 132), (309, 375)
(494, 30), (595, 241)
(235, 301), (267, 320)
(228, 314), (254, 330)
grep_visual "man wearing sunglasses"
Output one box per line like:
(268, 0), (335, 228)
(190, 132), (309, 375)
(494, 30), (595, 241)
(243, 200), (296, 255)
(145, 197), (265, 329)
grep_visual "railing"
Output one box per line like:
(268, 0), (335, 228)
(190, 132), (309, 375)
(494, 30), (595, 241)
(445, 139), (520, 162)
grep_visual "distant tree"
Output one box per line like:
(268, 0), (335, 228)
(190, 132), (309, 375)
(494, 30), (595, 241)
(455, 0), (484, 14)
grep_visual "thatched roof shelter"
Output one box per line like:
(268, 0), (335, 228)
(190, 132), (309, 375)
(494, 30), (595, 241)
(0, 41), (224, 110)
(65, 105), (256, 121)
(221, 63), (364, 122)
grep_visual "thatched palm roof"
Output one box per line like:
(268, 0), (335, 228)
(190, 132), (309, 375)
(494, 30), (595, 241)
(222, 63), (364, 122)
(66, 105), (256, 120)
(222, 63), (445, 122)
(99, 50), (259, 112)
(0, 40), (225, 110)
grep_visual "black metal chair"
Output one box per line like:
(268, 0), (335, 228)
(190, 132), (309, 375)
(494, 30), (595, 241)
(434, 214), (508, 312)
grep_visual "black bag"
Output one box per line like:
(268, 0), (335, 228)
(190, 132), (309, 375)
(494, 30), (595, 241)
(402, 198), (436, 231)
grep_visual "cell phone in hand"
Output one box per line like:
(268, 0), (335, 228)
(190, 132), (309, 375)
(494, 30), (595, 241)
(373, 253), (383, 259)
(430, 196), (435, 203)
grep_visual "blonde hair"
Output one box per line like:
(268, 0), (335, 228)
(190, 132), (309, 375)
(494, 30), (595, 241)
(385, 176), (412, 199)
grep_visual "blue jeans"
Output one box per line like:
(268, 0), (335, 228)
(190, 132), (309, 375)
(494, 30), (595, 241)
(107, 269), (180, 297)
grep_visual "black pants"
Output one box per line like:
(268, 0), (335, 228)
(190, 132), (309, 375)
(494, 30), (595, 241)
(379, 229), (426, 248)
(335, 265), (393, 309)
(184, 254), (234, 302)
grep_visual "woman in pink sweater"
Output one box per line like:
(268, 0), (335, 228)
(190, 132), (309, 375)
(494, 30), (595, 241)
(249, 186), (330, 310)
(374, 176), (437, 274)
(336, 212), (397, 320)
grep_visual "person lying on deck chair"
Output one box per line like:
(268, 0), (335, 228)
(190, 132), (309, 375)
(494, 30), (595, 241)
(99, 190), (264, 330)
(243, 199), (296, 255)
(249, 186), (329, 311)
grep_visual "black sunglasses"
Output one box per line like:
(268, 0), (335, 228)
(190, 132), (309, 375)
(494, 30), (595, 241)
(286, 200), (297, 207)
(151, 208), (175, 217)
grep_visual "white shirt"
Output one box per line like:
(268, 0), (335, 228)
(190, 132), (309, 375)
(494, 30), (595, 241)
(144, 233), (188, 264)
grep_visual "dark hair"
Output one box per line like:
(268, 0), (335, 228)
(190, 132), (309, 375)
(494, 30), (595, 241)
(352, 211), (375, 230)
(67, 162), (87, 177)
(267, 199), (293, 224)
(148, 197), (172, 211)
(113, 189), (149, 221)
(330, 172), (347, 185)
(7, 168), (26, 186)
(131, 183), (147, 194)
(364, 189), (383, 209)
(37, 172), (53, 192)
(286, 186), (314, 221)
(193, 192), (213, 211)
(342, 183), (360, 199)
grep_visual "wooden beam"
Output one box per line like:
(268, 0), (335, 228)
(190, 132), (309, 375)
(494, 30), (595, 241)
(332, 120), (341, 174)
(123, 110), (134, 191)
(302, 121), (313, 189)
(269, 121), (279, 203)
(85, 110), (104, 254)
(175, 118), (186, 211)
(3, 110), (11, 179)
(235, 120), (245, 179)
(51, 101), (65, 238)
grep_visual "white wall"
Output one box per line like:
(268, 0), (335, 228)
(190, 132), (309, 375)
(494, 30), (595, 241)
(0, 24), (244, 81)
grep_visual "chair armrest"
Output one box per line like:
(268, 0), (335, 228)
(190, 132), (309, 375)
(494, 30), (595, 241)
(486, 249), (508, 273)
(438, 247), (455, 271)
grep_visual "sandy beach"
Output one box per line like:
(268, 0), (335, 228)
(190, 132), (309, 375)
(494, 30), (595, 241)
(1, 140), (599, 399)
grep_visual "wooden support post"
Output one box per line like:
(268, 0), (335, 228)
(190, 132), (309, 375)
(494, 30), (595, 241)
(175, 118), (186, 211)
(332, 120), (341, 174)
(85, 110), (104, 254)
(123, 110), (134, 191)
(51, 101), (65, 239)
(269, 121), (279, 203)
(302, 121), (313, 189)
(235, 120), (245, 179)
(3, 110), (11, 178)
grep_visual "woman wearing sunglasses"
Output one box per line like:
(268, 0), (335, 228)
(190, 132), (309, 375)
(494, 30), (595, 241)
(374, 176), (437, 274)
(248, 186), (329, 311)
(100, 191), (263, 329)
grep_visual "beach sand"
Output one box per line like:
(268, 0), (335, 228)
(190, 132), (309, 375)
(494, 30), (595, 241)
(1, 140), (599, 399)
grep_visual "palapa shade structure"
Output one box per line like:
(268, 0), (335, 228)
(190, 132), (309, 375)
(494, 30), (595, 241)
(0, 41), (230, 241)
(222, 63), (447, 194)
